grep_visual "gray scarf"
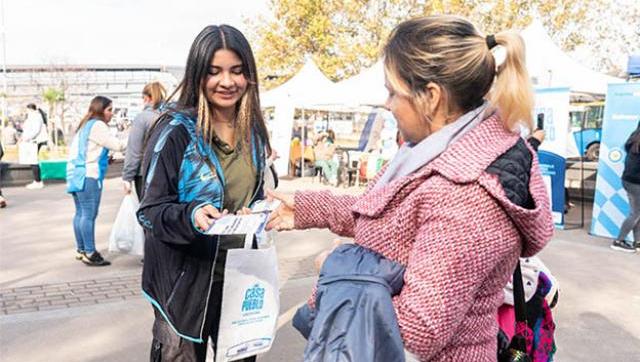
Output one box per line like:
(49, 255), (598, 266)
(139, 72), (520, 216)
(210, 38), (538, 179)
(374, 102), (491, 189)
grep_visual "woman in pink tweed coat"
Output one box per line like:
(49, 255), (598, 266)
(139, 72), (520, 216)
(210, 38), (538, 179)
(267, 15), (554, 361)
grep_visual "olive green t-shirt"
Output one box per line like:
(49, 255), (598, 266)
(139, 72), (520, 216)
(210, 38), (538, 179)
(211, 133), (257, 213)
(211, 133), (257, 282)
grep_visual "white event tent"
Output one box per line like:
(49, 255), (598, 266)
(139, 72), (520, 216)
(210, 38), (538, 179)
(331, 60), (386, 107)
(317, 19), (623, 108)
(263, 20), (621, 111)
(260, 58), (342, 108)
(261, 58), (344, 176)
(521, 19), (621, 94)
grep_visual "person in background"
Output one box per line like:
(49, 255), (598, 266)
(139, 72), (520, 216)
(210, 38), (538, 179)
(2, 122), (18, 146)
(611, 121), (640, 253)
(138, 24), (271, 362)
(267, 15), (554, 360)
(66, 96), (126, 266)
(22, 103), (49, 189)
(314, 129), (339, 185)
(122, 81), (166, 199)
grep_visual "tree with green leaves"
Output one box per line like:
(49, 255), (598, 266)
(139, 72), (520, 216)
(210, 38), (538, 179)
(570, 0), (640, 75)
(249, 0), (636, 88)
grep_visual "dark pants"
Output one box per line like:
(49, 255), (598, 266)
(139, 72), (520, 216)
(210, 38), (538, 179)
(150, 285), (257, 362)
(72, 178), (102, 254)
(31, 142), (47, 182)
(618, 181), (640, 243)
(150, 237), (256, 362)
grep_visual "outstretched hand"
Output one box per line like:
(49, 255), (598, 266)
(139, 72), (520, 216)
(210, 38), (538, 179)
(265, 189), (295, 231)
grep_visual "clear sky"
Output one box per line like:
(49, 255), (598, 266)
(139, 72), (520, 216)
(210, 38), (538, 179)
(3, 0), (269, 66)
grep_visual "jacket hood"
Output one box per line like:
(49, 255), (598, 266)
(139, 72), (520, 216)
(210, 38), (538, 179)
(479, 149), (555, 257)
(425, 114), (554, 257)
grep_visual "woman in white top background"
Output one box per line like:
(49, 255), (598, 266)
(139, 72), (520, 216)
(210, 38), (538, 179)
(21, 103), (49, 189)
(66, 96), (126, 266)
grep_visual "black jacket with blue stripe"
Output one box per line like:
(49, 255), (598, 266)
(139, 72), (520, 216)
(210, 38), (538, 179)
(137, 110), (265, 343)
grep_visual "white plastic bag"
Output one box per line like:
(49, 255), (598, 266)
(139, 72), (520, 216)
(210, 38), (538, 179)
(18, 141), (39, 165)
(108, 193), (144, 256)
(215, 243), (280, 362)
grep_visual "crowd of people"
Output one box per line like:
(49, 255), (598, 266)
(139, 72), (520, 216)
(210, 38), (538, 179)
(0, 13), (639, 362)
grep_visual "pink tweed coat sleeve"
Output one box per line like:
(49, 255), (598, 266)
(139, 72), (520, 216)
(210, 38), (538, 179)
(294, 191), (358, 237)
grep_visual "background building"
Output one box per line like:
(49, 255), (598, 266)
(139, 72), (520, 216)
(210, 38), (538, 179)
(1, 64), (182, 142)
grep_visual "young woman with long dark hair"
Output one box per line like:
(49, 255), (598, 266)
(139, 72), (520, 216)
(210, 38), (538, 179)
(67, 96), (126, 266)
(138, 25), (271, 361)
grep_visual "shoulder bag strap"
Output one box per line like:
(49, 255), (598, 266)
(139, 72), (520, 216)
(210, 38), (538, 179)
(512, 261), (527, 324)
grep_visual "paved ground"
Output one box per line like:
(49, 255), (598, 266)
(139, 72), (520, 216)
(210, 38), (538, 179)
(0, 177), (639, 361)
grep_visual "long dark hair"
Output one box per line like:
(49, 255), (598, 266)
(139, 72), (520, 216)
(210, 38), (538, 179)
(169, 24), (271, 156)
(76, 96), (112, 132)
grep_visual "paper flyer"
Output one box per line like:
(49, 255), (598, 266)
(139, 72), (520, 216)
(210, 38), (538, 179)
(204, 199), (281, 236)
(205, 213), (269, 236)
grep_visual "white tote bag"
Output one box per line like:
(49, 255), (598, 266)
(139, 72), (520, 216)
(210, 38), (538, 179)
(215, 241), (280, 362)
(18, 141), (39, 165)
(108, 193), (145, 256)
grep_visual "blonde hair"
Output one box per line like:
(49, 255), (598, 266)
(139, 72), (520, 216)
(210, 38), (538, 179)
(142, 82), (167, 110)
(383, 15), (533, 131)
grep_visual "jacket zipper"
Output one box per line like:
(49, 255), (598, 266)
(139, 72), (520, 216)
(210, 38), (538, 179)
(200, 236), (220, 340)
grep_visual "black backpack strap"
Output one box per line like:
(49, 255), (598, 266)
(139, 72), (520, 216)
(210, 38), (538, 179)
(508, 260), (530, 357)
(513, 261), (527, 324)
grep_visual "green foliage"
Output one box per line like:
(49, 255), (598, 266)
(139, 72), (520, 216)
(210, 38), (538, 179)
(42, 87), (65, 104)
(249, 0), (635, 88)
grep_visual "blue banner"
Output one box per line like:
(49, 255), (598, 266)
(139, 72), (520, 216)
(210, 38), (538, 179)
(534, 87), (570, 228)
(591, 82), (640, 240)
(535, 87), (570, 158)
(538, 151), (566, 227)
